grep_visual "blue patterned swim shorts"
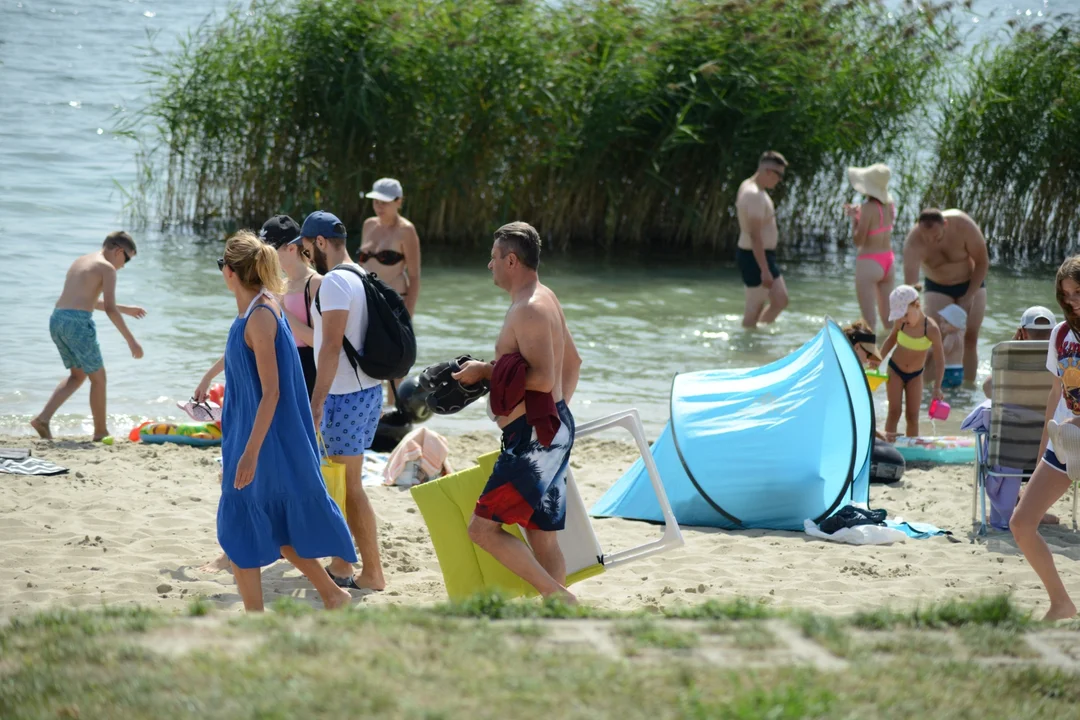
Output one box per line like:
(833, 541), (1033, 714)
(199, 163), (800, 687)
(49, 309), (103, 374)
(321, 386), (383, 457)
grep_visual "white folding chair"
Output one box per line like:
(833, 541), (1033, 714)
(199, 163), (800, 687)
(568, 408), (684, 570)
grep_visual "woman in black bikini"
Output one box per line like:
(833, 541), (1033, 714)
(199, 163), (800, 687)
(361, 178), (423, 408)
(361, 178), (421, 316)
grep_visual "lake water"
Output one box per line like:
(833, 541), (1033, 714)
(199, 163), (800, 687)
(0, 0), (1063, 440)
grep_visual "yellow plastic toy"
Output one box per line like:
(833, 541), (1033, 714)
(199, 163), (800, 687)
(865, 368), (888, 392)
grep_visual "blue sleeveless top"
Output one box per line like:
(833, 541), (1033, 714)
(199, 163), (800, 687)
(218, 292), (356, 569)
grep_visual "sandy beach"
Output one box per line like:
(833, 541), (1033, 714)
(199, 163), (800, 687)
(3, 433), (1080, 619)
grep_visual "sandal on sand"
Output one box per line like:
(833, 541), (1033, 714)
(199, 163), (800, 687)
(324, 565), (382, 592)
(324, 564), (363, 590)
(1048, 420), (1080, 483)
(176, 398), (221, 422)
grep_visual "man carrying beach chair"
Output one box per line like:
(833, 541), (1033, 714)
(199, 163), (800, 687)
(452, 222), (583, 602)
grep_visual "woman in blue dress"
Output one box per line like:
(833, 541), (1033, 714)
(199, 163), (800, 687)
(217, 230), (357, 611)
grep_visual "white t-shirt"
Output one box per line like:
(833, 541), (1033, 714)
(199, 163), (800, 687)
(1046, 322), (1080, 453)
(312, 264), (380, 395)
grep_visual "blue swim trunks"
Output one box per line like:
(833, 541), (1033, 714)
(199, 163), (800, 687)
(475, 401), (575, 532)
(942, 365), (963, 389)
(320, 385), (383, 457)
(50, 309), (103, 374)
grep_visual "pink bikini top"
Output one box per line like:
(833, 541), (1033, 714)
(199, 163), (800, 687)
(281, 277), (314, 348)
(856, 199), (895, 237)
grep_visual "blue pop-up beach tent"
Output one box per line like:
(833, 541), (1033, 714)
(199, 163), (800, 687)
(590, 320), (872, 530)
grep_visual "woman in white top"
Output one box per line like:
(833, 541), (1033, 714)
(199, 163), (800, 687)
(1012, 256), (1080, 620)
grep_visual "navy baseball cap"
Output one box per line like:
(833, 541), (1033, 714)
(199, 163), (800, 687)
(258, 214), (301, 249)
(296, 211), (347, 243)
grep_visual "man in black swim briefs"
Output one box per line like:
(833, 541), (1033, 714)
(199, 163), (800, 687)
(736, 151), (790, 328)
(902, 208), (989, 385)
(452, 222), (583, 603)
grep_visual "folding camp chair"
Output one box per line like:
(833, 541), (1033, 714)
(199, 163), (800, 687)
(411, 408), (684, 599)
(973, 340), (1078, 534)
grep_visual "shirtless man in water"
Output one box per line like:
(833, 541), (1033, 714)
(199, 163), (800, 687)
(903, 208), (989, 385)
(452, 222), (583, 601)
(736, 151), (790, 328)
(32, 232), (145, 440)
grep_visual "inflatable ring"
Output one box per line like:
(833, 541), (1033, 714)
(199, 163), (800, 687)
(137, 421), (222, 447)
(870, 438), (905, 483)
(892, 435), (974, 464)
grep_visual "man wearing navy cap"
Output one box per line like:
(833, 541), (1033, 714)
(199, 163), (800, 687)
(297, 211), (387, 591)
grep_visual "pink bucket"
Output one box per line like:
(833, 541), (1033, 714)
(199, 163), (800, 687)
(929, 397), (951, 421)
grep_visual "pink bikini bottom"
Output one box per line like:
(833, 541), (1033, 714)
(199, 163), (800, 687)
(858, 250), (895, 275)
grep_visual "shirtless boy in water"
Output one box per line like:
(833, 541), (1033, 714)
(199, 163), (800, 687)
(453, 222), (582, 602)
(32, 232), (145, 441)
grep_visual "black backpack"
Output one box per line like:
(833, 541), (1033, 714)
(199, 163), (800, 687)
(314, 264), (417, 381)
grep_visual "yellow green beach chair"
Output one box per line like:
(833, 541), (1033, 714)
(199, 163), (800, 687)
(410, 409), (683, 599)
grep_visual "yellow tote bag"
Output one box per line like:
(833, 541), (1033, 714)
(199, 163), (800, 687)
(318, 432), (348, 521)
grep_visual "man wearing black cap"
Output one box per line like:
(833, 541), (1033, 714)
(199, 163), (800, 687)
(296, 211), (387, 592)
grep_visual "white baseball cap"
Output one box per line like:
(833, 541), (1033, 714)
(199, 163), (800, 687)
(364, 177), (403, 202)
(888, 284), (920, 322)
(1020, 305), (1056, 329)
(938, 303), (968, 330)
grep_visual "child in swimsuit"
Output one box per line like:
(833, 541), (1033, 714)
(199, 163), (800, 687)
(879, 284), (945, 440)
(936, 303), (967, 389)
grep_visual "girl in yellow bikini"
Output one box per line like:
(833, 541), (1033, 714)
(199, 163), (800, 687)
(879, 284), (945, 440)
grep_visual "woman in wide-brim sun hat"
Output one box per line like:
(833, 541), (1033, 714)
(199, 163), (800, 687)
(843, 162), (897, 333)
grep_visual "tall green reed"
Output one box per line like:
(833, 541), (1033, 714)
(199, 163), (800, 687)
(129, 0), (957, 254)
(927, 16), (1080, 261)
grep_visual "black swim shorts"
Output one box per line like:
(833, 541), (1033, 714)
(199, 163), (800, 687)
(923, 277), (986, 300)
(736, 248), (782, 288)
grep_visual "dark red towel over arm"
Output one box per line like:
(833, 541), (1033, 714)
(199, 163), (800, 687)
(490, 352), (562, 447)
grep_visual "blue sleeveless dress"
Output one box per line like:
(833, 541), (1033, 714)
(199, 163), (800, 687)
(218, 293), (357, 569)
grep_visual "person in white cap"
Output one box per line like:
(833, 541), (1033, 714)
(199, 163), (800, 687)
(936, 303), (967, 389)
(360, 178), (421, 317)
(902, 207), (990, 385)
(982, 305), (1057, 398)
(879, 284), (944, 440)
(1017, 305), (1057, 341)
(361, 178), (423, 410)
(843, 163), (896, 331)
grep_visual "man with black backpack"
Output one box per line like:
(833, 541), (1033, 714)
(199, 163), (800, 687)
(295, 210), (412, 592)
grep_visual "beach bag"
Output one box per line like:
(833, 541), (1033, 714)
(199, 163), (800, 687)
(315, 264), (417, 381)
(318, 433), (347, 521)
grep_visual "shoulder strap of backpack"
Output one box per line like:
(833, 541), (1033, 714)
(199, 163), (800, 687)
(303, 276), (313, 328)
